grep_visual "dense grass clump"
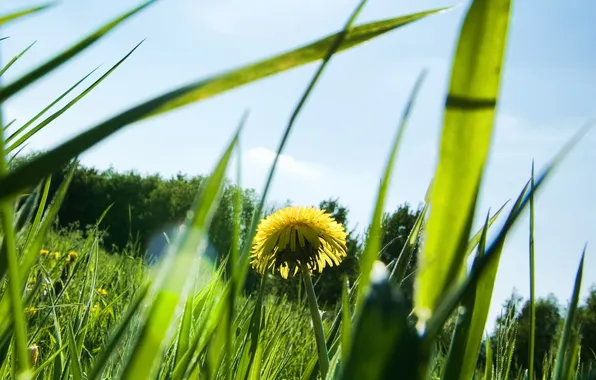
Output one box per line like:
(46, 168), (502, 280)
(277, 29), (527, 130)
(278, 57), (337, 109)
(0, 0), (594, 379)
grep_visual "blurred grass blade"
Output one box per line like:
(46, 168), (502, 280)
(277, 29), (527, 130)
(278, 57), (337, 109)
(6, 42), (142, 154)
(484, 334), (493, 380)
(173, 291), (193, 370)
(0, 41), (36, 77)
(442, 210), (500, 380)
(67, 322), (84, 380)
(528, 162), (536, 380)
(6, 66), (101, 148)
(355, 70), (427, 315)
(119, 125), (240, 380)
(341, 277), (351, 362)
(0, 4), (52, 26)
(414, 0), (513, 327)
(338, 262), (416, 380)
(0, 7), (449, 203)
(424, 120), (593, 343)
(88, 281), (151, 380)
(0, 1), (154, 103)
(553, 247), (586, 380)
(0, 109), (30, 377)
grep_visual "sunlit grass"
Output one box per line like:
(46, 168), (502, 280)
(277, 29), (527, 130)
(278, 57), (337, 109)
(0, 0), (593, 379)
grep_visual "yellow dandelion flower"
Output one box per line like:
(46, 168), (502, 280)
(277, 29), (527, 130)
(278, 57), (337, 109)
(67, 251), (78, 262)
(250, 206), (348, 279)
(40, 249), (49, 256)
(25, 306), (37, 317)
(28, 344), (39, 366)
(96, 288), (108, 296)
(50, 251), (61, 260)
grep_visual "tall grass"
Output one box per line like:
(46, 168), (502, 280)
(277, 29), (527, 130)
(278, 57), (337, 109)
(0, 0), (592, 379)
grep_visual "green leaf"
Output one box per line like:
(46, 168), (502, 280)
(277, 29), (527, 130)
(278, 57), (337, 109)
(0, 7), (449, 204)
(118, 126), (240, 380)
(414, 0), (513, 327)
(553, 248), (586, 380)
(484, 334), (493, 380)
(0, 4), (52, 26)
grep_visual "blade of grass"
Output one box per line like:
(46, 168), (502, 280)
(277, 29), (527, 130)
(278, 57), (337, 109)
(484, 334), (493, 380)
(0, 7), (450, 204)
(553, 247), (586, 380)
(414, 0), (513, 328)
(7, 42), (141, 153)
(0, 1), (155, 103)
(6, 66), (101, 148)
(0, 95), (29, 380)
(423, 120), (593, 343)
(528, 161), (536, 380)
(355, 70), (427, 316)
(0, 4), (53, 26)
(0, 41), (36, 77)
(66, 322), (83, 380)
(119, 123), (241, 380)
(442, 210), (497, 380)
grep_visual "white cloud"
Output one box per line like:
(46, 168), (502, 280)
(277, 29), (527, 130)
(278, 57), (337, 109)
(246, 147), (325, 179)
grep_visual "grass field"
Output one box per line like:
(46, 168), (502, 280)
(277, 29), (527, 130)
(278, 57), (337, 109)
(0, 0), (594, 379)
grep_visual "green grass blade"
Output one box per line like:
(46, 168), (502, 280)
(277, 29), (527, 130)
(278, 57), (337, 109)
(553, 248), (586, 380)
(0, 4), (52, 26)
(484, 334), (493, 380)
(0, 1), (155, 103)
(87, 281), (151, 380)
(424, 120), (593, 343)
(6, 41), (141, 154)
(388, 203), (428, 284)
(66, 323), (83, 380)
(0, 8), (448, 204)
(341, 277), (351, 363)
(31, 345), (68, 378)
(173, 291), (193, 370)
(414, 0), (513, 328)
(338, 262), (415, 380)
(442, 210), (496, 380)
(5, 66), (101, 148)
(119, 127), (240, 380)
(0, 106), (29, 379)
(0, 41), (36, 77)
(528, 162), (536, 380)
(355, 70), (427, 315)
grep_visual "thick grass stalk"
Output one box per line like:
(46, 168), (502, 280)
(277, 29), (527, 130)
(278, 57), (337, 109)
(301, 262), (329, 378)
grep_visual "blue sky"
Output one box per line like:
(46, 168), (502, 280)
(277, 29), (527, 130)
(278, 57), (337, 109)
(1, 0), (595, 332)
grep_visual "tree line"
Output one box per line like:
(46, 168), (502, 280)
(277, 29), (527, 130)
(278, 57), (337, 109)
(11, 154), (596, 373)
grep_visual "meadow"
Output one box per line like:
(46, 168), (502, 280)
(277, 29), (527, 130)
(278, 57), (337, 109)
(0, 0), (594, 379)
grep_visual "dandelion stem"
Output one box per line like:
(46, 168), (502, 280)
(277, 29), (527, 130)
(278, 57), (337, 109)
(300, 262), (329, 378)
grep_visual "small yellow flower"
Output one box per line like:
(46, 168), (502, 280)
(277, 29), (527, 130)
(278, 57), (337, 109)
(25, 306), (37, 317)
(250, 206), (348, 279)
(96, 288), (108, 296)
(28, 344), (39, 366)
(40, 249), (49, 256)
(67, 251), (78, 262)
(50, 252), (61, 260)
